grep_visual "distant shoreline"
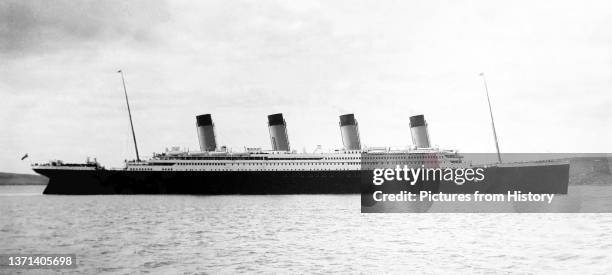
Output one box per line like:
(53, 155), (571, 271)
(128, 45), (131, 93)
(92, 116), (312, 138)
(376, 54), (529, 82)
(1, 156), (609, 186)
(0, 172), (48, 185)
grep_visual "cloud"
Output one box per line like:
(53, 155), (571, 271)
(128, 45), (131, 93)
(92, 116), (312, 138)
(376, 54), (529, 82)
(1, 0), (612, 174)
(0, 0), (170, 57)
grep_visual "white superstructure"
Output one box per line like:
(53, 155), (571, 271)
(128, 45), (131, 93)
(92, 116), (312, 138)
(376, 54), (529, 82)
(124, 147), (465, 172)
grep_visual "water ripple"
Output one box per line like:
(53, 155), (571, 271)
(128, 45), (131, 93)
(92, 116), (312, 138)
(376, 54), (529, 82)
(1, 185), (612, 273)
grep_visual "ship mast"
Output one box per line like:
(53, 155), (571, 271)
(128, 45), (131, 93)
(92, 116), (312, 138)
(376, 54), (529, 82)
(117, 70), (141, 162)
(479, 73), (502, 164)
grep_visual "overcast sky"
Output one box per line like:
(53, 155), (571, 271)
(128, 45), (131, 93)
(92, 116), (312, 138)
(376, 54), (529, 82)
(1, 0), (611, 174)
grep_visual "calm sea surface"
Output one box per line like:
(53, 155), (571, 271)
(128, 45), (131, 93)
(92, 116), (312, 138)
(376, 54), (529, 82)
(1, 185), (612, 274)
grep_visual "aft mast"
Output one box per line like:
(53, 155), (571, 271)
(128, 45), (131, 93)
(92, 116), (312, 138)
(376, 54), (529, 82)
(479, 73), (502, 164)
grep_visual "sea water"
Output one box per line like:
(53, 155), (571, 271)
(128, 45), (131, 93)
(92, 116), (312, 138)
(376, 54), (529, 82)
(1, 185), (612, 273)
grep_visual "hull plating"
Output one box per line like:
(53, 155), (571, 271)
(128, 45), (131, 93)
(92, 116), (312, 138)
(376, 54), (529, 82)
(36, 164), (569, 195)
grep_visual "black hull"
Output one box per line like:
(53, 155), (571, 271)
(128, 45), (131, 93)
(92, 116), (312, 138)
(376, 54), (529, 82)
(35, 163), (569, 195)
(38, 170), (365, 195)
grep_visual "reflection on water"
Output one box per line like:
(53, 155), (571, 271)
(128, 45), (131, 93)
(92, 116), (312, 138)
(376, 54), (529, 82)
(1, 185), (612, 273)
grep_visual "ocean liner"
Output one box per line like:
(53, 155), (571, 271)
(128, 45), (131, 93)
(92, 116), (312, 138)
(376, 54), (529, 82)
(32, 73), (569, 195)
(33, 112), (568, 195)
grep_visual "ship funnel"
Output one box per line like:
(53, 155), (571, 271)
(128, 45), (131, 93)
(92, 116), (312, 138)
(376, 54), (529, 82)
(196, 114), (217, 151)
(339, 114), (361, 150)
(410, 115), (431, 148)
(268, 113), (290, 151)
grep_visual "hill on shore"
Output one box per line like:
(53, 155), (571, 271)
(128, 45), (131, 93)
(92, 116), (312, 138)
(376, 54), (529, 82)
(0, 157), (608, 186)
(569, 157), (611, 185)
(0, 172), (48, 185)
